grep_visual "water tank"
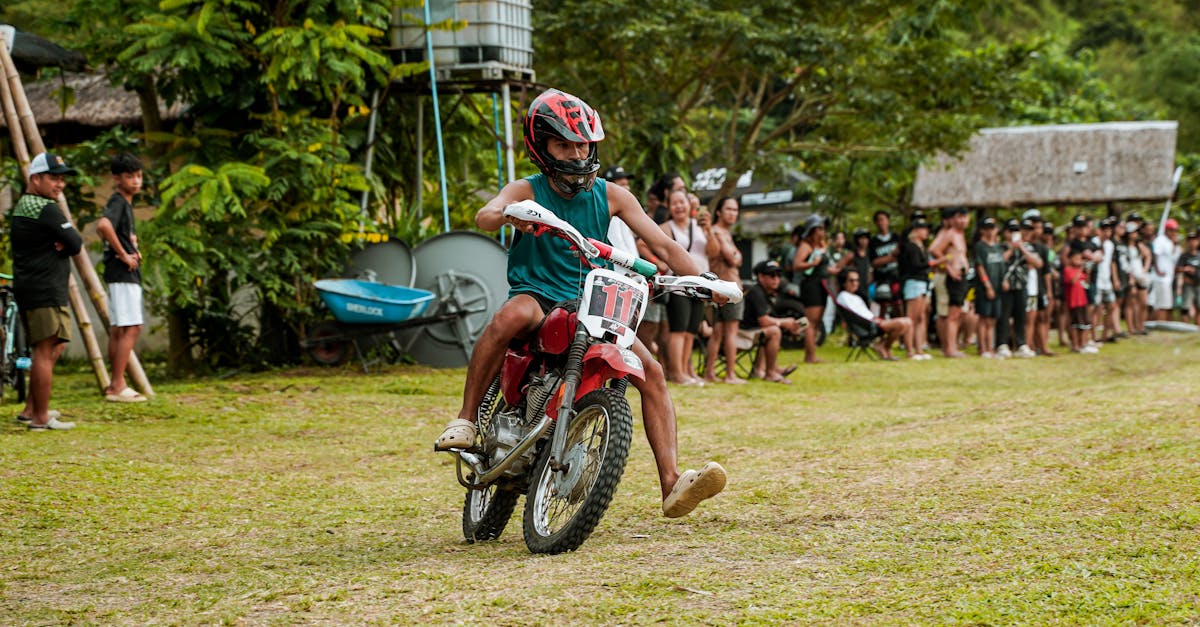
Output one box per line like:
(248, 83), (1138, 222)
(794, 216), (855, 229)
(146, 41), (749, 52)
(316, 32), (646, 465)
(391, 0), (533, 71)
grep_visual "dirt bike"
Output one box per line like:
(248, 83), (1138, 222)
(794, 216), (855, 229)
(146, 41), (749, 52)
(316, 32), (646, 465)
(440, 200), (742, 554)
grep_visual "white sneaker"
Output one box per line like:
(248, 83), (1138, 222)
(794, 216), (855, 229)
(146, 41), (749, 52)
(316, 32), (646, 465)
(1081, 345), (1099, 354)
(1086, 340), (1101, 349)
(996, 345), (1012, 358)
(1014, 345), (1037, 358)
(980, 351), (995, 359)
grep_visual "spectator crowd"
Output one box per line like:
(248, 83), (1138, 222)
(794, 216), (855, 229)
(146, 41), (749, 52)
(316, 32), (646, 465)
(602, 166), (1198, 384)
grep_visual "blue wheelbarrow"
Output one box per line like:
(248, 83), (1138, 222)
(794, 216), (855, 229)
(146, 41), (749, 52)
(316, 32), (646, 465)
(302, 279), (466, 370)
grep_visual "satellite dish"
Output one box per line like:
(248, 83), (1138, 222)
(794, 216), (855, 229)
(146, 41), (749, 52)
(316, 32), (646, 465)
(342, 239), (417, 287)
(400, 231), (509, 367)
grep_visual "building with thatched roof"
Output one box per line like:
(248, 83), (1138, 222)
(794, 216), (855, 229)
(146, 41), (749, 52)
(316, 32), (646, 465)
(912, 121), (1178, 208)
(0, 72), (186, 142)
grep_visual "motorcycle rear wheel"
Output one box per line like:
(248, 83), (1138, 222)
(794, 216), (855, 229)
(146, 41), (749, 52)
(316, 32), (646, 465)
(522, 387), (632, 554)
(462, 483), (520, 542)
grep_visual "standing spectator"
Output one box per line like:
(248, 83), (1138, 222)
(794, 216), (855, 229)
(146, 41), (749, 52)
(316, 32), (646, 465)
(1063, 243), (1096, 354)
(836, 269), (915, 360)
(997, 219), (1042, 358)
(1112, 220), (1132, 337)
(648, 173), (685, 225)
(1024, 210), (1056, 356)
(791, 214), (829, 364)
(847, 228), (873, 300)
(1067, 214), (1101, 348)
(1177, 231), (1200, 324)
(898, 218), (932, 359)
(96, 153), (149, 403)
(868, 210), (902, 318)
(824, 230), (848, 332)
(1094, 217), (1122, 341)
(972, 216), (1005, 358)
(11, 152), (83, 430)
(703, 196), (746, 384)
(1123, 217), (1151, 335)
(740, 260), (803, 384)
(1150, 219), (1181, 321)
(660, 188), (716, 384)
(928, 206), (970, 358)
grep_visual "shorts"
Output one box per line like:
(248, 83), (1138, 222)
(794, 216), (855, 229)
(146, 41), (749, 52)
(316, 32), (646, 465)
(976, 295), (1000, 318)
(643, 301), (666, 324)
(1148, 279), (1174, 310)
(902, 279), (928, 301)
(108, 282), (145, 327)
(1096, 287), (1116, 305)
(1086, 279), (1098, 306)
(799, 278), (825, 308)
(666, 295), (704, 333)
(1025, 295), (1038, 313)
(932, 273), (948, 317)
(21, 306), (72, 345)
(1182, 284), (1200, 311)
(946, 276), (967, 307)
(1069, 306), (1091, 330)
(711, 300), (745, 323)
(1037, 291), (1049, 311)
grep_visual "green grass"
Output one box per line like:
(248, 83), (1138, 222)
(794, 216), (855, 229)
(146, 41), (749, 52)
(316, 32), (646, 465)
(2, 332), (1199, 624)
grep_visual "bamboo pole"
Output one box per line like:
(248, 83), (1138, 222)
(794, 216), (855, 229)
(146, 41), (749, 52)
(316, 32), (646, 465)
(0, 36), (154, 397)
(67, 274), (111, 391)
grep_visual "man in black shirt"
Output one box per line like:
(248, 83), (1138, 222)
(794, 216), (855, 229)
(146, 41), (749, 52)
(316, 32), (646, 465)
(868, 210), (901, 317)
(11, 152), (83, 430)
(741, 260), (804, 383)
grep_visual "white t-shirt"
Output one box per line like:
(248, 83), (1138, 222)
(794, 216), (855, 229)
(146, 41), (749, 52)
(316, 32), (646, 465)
(607, 218), (639, 277)
(1096, 239), (1114, 290)
(836, 290), (875, 323)
(1153, 235), (1179, 279)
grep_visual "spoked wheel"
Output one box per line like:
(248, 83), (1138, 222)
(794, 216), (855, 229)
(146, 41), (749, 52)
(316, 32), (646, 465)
(462, 376), (521, 542)
(462, 483), (520, 543)
(7, 319), (27, 403)
(306, 321), (349, 366)
(522, 388), (633, 554)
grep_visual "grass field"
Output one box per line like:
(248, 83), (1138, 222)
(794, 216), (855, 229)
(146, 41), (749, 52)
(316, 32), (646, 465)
(2, 332), (1199, 624)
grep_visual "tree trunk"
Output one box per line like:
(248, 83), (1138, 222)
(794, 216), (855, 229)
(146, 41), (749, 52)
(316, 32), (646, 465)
(167, 307), (195, 376)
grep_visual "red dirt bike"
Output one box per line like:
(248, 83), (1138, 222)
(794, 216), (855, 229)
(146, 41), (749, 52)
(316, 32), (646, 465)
(441, 200), (742, 554)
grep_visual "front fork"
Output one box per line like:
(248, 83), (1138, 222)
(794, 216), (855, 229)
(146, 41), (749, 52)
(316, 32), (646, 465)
(546, 326), (590, 473)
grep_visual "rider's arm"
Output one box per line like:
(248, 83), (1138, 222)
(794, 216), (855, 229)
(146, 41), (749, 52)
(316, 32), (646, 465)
(610, 185), (701, 276)
(475, 179), (535, 232)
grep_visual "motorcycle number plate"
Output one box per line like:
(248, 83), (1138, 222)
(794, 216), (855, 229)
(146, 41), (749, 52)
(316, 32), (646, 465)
(578, 268), (647, 348)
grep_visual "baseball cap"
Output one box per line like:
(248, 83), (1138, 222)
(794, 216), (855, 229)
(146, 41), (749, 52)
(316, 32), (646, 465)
(1005, 218), (1020, 232)
(980, 216), (997, 228)
(852, 227), (870, 239)
(1071, 214), (1090, 228)
(1126, 212), (1144, 223)
(800, 214), (825, 239)
(1187, 230), (1198, 239)
(1020, 218), (1034, 230)
(28, 152), (78, 176)
(940, 206), (968, 219)
(602, 165), (634, 181)
(1099, 216), (1117, 229)
(754, 259), (782, 276)
(1022, 208), (1042, 221)
(911, 218), (932, 230)
(1164, 218), (1180, 231)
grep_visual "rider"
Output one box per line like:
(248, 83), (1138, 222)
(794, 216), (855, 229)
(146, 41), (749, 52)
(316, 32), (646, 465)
(434, 88), (727, 518)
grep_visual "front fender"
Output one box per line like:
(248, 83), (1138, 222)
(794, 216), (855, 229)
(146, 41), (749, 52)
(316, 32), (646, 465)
(576, 343), (645, 400)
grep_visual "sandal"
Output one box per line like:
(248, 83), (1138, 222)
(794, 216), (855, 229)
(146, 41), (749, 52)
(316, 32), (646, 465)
(434, 418), (477, 451)
(16, 410), (60, 424)
(662, 461), (727, 518)
(105, 387), (148, 403)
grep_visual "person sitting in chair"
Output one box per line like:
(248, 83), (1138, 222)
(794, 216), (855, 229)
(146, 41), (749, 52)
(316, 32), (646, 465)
(835, 268), (916, 360)
(740, 260), (804, 383)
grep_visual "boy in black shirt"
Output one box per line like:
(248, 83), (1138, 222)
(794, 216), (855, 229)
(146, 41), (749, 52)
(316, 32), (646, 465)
(96, 153), (149, 402)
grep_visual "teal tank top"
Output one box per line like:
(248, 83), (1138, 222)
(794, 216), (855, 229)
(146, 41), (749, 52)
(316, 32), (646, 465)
(507, 174), (611, 303)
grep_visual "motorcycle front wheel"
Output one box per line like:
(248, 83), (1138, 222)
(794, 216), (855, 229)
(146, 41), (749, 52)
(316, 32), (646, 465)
(522, 387), (633, 554)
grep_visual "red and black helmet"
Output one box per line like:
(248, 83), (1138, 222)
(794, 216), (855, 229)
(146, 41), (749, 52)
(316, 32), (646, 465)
(523, 88), (605, 197)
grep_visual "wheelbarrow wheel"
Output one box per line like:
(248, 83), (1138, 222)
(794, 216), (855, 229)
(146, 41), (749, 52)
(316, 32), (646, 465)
(307, 321), (350, 366)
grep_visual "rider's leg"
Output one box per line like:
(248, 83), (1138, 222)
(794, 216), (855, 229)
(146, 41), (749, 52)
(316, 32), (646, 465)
(436, 295), (544, 449)
(628, 337), (679, 498)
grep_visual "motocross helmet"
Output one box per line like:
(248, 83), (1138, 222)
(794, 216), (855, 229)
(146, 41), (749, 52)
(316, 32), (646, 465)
(523, 88), (605, 197)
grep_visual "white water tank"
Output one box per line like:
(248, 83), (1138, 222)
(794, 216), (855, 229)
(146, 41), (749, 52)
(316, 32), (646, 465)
(391, 0), (533, 70)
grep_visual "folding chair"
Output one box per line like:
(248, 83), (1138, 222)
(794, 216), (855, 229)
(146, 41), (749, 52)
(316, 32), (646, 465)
(821, 279), (884, 362)
(692, 328), (764, 380)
